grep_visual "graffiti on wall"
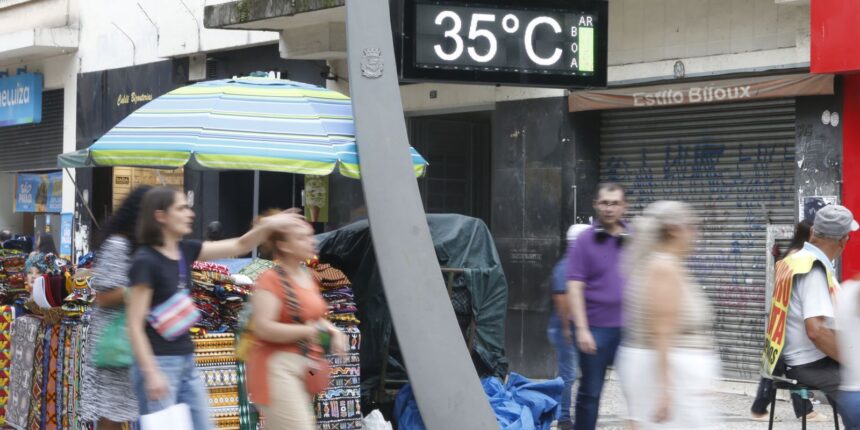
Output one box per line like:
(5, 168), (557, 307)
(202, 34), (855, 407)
(602, 141), (794, 373)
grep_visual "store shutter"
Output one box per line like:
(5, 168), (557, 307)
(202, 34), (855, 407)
(599, 98), (796, 379)
(0, 89), (64, 172)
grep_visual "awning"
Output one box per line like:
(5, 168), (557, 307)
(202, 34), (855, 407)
(569, 73), (834, 112)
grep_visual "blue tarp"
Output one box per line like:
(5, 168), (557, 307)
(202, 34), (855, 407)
(394, 373), (563, 430)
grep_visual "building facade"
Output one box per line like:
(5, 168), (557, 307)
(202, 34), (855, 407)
(205, 0), (843, 380)
(0, 0), (846, 381)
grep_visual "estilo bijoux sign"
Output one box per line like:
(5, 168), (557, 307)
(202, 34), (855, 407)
(0, 72), (43, 127)
(569, 73), (835, 112)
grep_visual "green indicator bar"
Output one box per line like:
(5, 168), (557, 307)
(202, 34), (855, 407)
(579, 27), (594, 72)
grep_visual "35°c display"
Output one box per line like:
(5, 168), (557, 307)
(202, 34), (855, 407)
(401, 0), (608, 88)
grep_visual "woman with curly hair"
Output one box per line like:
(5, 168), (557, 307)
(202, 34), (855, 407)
(79, 185), (152, 429)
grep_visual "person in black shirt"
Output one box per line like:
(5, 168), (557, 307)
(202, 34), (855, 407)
(126, 187), (305, 429)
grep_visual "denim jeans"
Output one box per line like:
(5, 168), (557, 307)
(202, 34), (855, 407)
(548, 319), (577, 424)
(840, 391), (860, 430)
(132, 354), (213, 430)
(574, 327), (621, 430)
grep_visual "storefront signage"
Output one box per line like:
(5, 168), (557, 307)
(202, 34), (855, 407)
(569, 73), (834, 112)
(401, 0), (607, 87)
(59, 213), (73, 258)
(116, 92), (154, 107)
(14, 171), (62, 213)
(0, 72), (42, 127)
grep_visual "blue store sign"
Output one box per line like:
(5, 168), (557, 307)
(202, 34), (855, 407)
(0, 72), (43, 127)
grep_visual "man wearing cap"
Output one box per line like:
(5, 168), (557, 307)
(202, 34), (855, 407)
(764, 204), (859, 408)
(548, 224), (590, 430)
(566, 183), (629, 430)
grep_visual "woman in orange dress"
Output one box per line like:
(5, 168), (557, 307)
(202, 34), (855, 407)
(246, 213), (346, 429)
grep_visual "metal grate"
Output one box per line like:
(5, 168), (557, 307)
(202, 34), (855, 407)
(600, 98), (797, 380)
(0, 89), (64, 172)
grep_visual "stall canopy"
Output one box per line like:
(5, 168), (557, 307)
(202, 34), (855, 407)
(58, 77), (427, 178)
(316, 214), (509, 392)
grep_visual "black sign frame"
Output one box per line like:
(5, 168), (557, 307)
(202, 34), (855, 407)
(400, 0), (608, 88)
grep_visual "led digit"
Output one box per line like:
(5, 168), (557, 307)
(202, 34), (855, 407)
(524, 16), (563, 66)
(433, 11), (464, 61)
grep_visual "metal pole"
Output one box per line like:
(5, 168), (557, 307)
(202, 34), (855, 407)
(252, 170), (259, 258)
(291, 174), (296, 208)
(346, 2), (497, 428)
(63, 168), (100, 230)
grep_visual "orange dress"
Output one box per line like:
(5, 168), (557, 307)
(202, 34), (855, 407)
(246, 268), (328, 406)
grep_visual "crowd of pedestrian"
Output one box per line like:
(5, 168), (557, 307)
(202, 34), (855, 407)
(549, 182), (860, 429)
(11, 179), (859, 429)
(39, 185), (347, 429)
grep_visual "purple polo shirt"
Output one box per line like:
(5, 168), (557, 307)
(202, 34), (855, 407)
(565, 224), (626, 328)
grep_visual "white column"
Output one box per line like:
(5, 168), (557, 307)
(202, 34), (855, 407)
(61, 54), (78, 214)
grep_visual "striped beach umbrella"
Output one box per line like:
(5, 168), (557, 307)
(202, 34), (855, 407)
(59, 77), (427, 178)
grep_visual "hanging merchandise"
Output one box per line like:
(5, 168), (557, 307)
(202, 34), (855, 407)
(309, 262), (363, 430)
(7, 315), (40, 428)
(0, 251), (27, 306)
(4, 258), (96, 430)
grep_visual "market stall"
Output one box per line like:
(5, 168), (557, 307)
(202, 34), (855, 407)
(56, 75), (427, 429)
(6, 258), (95, 430)
(188, 257), (364, 430)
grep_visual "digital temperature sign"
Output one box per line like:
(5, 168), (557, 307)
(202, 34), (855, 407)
(401, 0), (607, 88)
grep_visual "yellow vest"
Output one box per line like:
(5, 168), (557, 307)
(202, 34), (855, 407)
(762, 249), (837, 375)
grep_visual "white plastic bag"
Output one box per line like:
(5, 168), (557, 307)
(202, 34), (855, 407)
(362, 409), (393, 430)
(140, 403), (193, 430)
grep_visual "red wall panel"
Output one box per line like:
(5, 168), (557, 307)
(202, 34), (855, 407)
(842, 75), (860, 280)
(811, 0), (860, 74)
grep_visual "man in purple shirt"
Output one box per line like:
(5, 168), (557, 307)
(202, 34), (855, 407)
(566, 183), (628, 430)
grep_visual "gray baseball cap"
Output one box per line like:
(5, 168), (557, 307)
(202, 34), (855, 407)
(813, 205), (859, 239)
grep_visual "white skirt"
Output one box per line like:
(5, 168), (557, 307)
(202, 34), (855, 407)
(616, 345), (722, 430)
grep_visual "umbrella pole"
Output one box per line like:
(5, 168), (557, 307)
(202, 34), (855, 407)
(63, 168), (101, 231)
(252, 170), (259, 258)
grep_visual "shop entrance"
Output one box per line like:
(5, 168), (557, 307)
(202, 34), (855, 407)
(408, 112), (491, 226)
(599, 98), (797, 379)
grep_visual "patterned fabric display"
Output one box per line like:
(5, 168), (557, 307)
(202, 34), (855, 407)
(310, 264), (363, 430)
(3, 262), (95, 430)
(194, 333), (240, 430)
(191, 262), (252, 333)
(28, 323), (48, 430)
(7, 315), (40, 429)
(0, 305), (13, 425)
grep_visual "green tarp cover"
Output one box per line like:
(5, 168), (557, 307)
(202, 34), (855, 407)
(316, 214), (509, 392)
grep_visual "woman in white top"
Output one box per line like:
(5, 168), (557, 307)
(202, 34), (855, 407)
(616, 201), (721, 429)
(837, 280), (860, 429)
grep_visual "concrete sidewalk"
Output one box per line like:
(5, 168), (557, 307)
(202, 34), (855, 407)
(562, 377), (842, 430)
